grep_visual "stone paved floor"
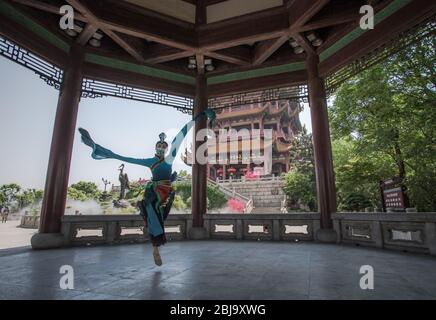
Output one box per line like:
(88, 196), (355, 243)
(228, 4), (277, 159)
(0, 219), (35, 249)
(0, 241), (435, 300)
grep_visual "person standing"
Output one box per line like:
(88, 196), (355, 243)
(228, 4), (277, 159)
(1, 207), (9, 223)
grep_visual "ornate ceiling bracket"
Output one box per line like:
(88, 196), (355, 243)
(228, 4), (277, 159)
(81, 78), (194, 114)
(0, 36), (194, 113)
(0, 36), (63, 89)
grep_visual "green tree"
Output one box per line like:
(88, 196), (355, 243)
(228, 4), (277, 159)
(341, 192), (372, 212)
(0, 192), (5, 207)
(0, 184), (43, 211)
(330, 36), (436, 211)
(67, 187), (88, 201)
(173, 182), (227, 211)
(289, 126), (315, 176)
(206, 185), (227, 210)
(284, 126), (317, 211)
(125, 181), (144, 200)
(68, 181), (101, 201)
(283, 170), (316, 211)
(173, 195), (187, 211)
(17, 190), (33, 208)
(177, 170), (191, 180)
(332, 137), (395, 209)
(0, 184), (21, 211)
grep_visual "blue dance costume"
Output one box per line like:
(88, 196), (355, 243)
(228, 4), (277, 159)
(78, 109), (216, 246)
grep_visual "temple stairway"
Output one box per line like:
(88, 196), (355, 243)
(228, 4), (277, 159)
(217, 178), (285, 212)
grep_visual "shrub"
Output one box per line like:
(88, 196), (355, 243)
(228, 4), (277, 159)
(227, 198), (245, 213)
(283, 170), (316, 211)
(340, 192), (372, 212)
(173, 195), (187, 211)
(207, 185), (227, 210)
(173, 182), (227, 210)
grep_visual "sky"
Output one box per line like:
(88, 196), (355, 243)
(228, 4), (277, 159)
(0, 56), (312, 190)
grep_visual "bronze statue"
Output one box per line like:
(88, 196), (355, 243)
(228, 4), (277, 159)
(118, 164), (130, 200)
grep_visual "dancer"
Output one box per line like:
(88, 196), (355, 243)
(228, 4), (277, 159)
(78, 109), (215, 266)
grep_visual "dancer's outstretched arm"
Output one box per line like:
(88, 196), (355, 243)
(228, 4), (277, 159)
(78, 128), (155, 167)
(165, 109), (216, 164)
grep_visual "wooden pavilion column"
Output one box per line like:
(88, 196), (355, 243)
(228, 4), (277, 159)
(189, 70), (209, 238)
(306, 53), (338, 242)
(32, 44), (84, 249)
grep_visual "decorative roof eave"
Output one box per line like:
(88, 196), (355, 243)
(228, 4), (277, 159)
(1, 0), (434, 104)
(208, 70), (307, 98)
(216, 105), (268, 120)
(275, 138), (293, 153)
(321, 0), (436, 88)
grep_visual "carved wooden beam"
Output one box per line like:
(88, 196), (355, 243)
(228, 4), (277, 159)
(65, 0), (146, 63)
(75, 24), (98, 46)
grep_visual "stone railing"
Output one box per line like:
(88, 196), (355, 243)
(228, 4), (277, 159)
(281, 196), (288, 213)
(61, 213), (320, 246)
(243, 198), (254, 214)
(216, 175), (284, 184)
(20, 215), (40, 228)
(332, 213), (436, 255)
(38, 212), (436, 256)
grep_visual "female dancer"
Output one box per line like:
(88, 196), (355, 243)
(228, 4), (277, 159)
(78, 109), (215, 266)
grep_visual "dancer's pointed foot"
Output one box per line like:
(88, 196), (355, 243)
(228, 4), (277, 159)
(153, 246), (163, 266)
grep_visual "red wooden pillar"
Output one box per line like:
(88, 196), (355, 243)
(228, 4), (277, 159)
(306, 53), (337, 240)
(39, 44), (84, 234)
(191, 71), (208, 230)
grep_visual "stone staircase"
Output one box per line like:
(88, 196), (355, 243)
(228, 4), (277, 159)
(208, 179), (254, 213)
(217, 178), (285, 211)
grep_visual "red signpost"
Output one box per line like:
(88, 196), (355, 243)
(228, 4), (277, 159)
(380, 177), (409, 212)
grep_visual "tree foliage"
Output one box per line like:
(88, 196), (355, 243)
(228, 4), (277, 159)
(0, 184), (43, 212)
(330, 36), (436, 211)
(284, 127), (317, 211)
(283, 170), (316, 211)
(68, 181), (101, 201)
(125, 181), (144, 200)
(174, 181), (227, 211)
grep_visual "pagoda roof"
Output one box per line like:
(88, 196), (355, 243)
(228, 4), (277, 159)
(275, 138), (293, 153)
(216, 105), (269, 120)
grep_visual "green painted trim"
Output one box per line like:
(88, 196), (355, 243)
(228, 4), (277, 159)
(320, 0), (413, 61)
(85, 54), (195, 85)
(0, 0), (69, 52)
(208, 62), (305, 85)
